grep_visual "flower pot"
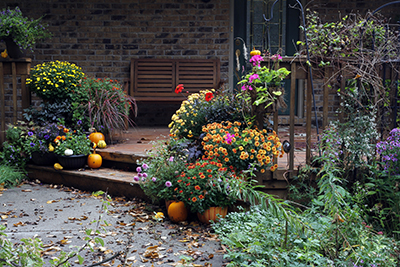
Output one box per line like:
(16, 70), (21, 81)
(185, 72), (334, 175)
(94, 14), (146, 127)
(56, 154), (87, 170)
(31, 151), (57, 166)
(3, 37), (25, 59)
(197, 206), (228, 224)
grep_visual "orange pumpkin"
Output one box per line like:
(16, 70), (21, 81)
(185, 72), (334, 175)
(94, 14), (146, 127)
(250, 48), (261, 56)
(167, 201), (188, 223)
(88, 153), (102, 169)
(89, 132), (105, 144)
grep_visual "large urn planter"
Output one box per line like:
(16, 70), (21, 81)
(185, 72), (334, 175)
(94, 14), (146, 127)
(197, 206), (228, 224)
(31, 151), (57, 166)
(56, 154), (87, 170)
(3, 37), (25, 59)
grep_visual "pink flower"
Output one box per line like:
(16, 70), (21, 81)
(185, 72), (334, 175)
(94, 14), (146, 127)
(249, 55), (263, 67)
(169, 156), (174, 162)
(377, 231), (383, 235)
(133, 176), (139, 182)
(241, 84), (252, 91)
(165, 181), (172, 187)
(225, 133), (235, 145)
(249, 73), (259, 83)
(271, 54), (282, 62)
(152, 177), (157, 182)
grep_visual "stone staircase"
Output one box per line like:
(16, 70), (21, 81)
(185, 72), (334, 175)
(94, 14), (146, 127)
(26, 126), (312, 200)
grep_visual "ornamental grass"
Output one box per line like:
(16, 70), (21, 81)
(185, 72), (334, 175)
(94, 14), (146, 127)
(201, 121), (283, 173)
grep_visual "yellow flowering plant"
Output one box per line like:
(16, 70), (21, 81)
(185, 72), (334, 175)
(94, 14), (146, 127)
(27, 61), (87, 103)
(169, 87), (246, 140)
(201, 121), (284, 173)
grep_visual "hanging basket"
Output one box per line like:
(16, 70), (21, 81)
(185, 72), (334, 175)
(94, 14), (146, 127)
(3, 37), (25, 59)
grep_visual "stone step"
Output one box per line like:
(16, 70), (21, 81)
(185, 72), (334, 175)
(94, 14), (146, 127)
(26, 164), (148, 200)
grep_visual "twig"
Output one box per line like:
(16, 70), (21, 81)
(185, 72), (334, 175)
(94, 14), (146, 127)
(86, 251), (122, 267)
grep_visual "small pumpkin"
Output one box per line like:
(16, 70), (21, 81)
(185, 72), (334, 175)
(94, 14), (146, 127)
(97, 140), (107, 149)
(167, 201), (188, 223)
(87, 145), (102, 169)
(89, 131), (105, 145)
(250, 48), (261, 56)
(64, 149), (73, 156)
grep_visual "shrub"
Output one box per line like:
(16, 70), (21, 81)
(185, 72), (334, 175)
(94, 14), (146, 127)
(169, 88), (247, 140)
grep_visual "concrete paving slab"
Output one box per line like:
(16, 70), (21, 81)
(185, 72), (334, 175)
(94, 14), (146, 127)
(0, 182), (228, 266)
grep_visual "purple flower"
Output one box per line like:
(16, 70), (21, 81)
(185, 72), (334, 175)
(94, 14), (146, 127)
(136, 166), (142, 173)
(165, 181), (172, 187)
(133, 176), (139, 182)
(30, 142), (35, 147)
(249, 73), (259, 83)
(152, 177), (157, 182)
(28, 131), (33, 137)
(138, 173), (143, 178)
(44, 134), (50, 140)
(142, 173), (148, 178)
(142, 163), (149, 170)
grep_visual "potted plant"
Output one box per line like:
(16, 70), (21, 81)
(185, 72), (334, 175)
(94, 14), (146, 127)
(0, 6), (52, 58)
(78, 77), (137, 143)
(24, 122), (64, 166)
(238, 53), (290, 129)
(174, 158), (238, 223)
(53, 128), (92, 169)
(135, 137), (189, 206)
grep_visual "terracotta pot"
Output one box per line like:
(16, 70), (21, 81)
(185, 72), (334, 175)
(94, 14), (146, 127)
(197, 206), (228, 224)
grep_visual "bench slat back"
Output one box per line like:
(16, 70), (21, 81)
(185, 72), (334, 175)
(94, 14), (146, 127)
(130, 58), (220, 102)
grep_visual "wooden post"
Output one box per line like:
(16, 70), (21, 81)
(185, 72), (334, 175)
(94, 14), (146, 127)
(306, 70), (312, 164)
(12, 62), (17, 124)
(289, 62), (297, 172)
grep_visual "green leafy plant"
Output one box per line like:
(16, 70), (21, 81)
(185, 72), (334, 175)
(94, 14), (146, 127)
(0, 165), (26, 187)
(135, 137), (189, 203)
(80, 77), (137, 137)
(0, 6), (52, 51)
(53, 128), (92, 156)
(0, 121), (35, 169)
(237, 54), (290, 129)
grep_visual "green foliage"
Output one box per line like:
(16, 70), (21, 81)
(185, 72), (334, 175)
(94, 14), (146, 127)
(0, 165), (25, 187)
(53, 129), (92, 156)
(0, 6), (52, 51)
(135, 137), (190, 203)
(0, 121), (34, 169)
(23, 100), (72, 127)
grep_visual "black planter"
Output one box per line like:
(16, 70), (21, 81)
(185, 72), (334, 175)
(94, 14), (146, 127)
(3, 37), (25, 59)
(56, 154), (87, 170)
(31, 151), (57, 166)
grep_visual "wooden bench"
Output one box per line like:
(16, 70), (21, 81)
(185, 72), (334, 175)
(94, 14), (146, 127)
(128, 58), (220, 102)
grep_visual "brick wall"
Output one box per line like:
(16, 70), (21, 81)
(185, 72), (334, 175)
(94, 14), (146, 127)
(0, 0), (230, 126)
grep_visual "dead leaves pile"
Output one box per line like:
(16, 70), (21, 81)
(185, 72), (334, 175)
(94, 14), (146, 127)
(0, 182), (227, 266)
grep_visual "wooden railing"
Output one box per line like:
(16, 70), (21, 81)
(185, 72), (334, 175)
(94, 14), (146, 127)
(0, 58), (32, 145)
